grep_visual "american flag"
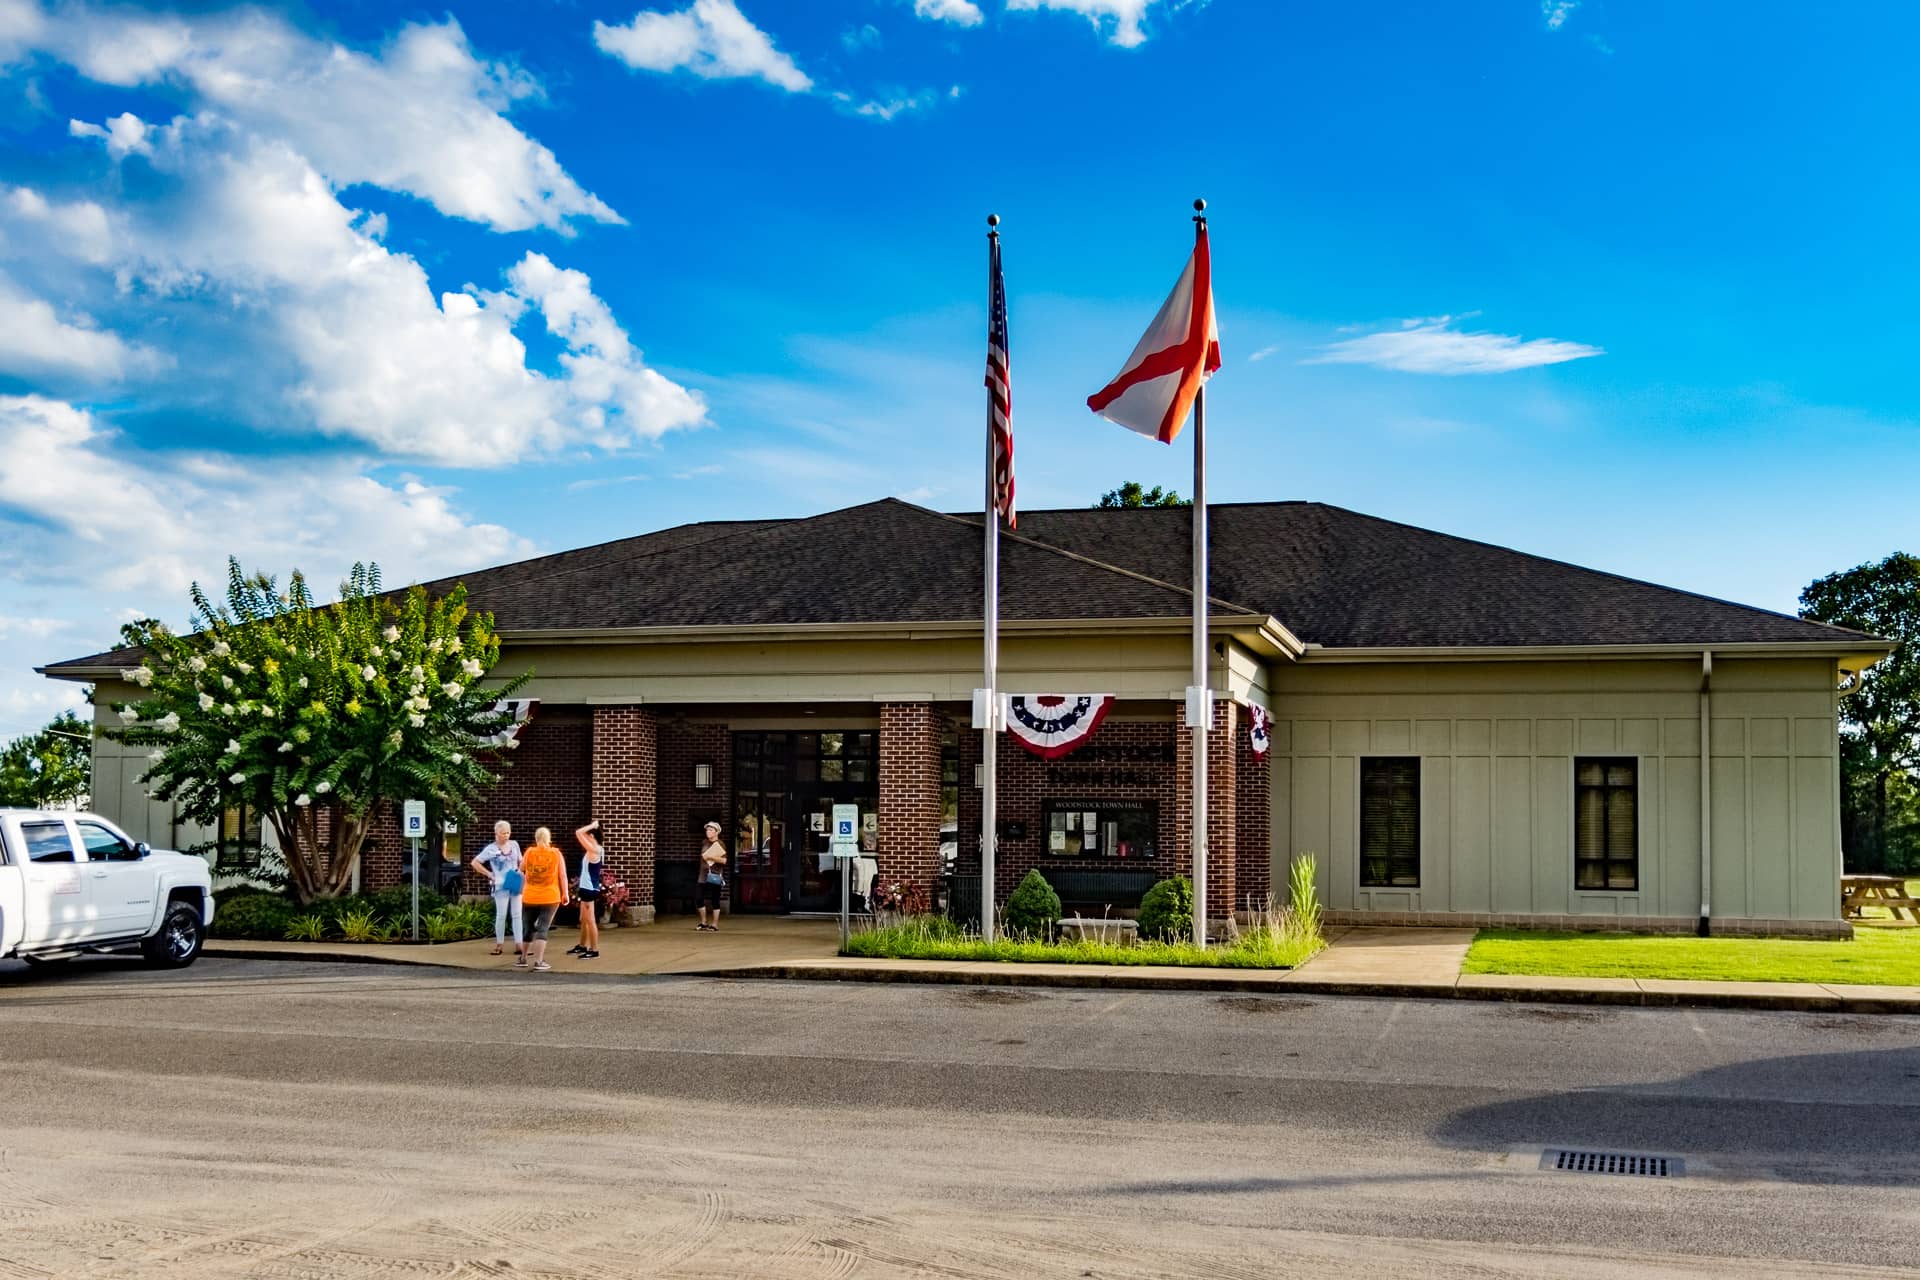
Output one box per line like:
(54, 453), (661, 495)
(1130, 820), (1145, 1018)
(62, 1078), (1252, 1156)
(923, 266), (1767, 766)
(986, 231), (1015, 527)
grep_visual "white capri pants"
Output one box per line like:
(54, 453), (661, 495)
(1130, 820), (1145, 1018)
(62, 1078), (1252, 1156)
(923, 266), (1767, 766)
(493, 890), (524, 945)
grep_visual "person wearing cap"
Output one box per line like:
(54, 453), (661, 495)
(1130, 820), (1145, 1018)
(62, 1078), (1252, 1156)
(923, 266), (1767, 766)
(696, 820), (728, 932)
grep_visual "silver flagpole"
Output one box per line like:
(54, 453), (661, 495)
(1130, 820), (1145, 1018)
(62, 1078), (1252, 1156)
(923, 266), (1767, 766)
(981, 214), (1002, 943)
(1190, 198), (1210, 947)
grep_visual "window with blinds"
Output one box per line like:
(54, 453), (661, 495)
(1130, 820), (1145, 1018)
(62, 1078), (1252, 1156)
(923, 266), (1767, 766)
(1575, 758), (1638, 891)
(1360, 757), (1420, 887)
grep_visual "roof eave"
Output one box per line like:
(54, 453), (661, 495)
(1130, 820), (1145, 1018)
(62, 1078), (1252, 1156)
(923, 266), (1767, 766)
(495, 614), (1274, 646)
(1299, 640), (1896, 668)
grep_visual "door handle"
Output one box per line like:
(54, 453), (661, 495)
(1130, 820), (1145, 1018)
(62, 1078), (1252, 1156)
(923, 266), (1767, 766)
(91, 871), (109, 879)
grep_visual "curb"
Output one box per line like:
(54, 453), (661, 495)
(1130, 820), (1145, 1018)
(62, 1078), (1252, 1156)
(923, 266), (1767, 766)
(698, 962), (1920, 1015)
(196, 946), (1920, 1015)
(203, 944), (448, 968)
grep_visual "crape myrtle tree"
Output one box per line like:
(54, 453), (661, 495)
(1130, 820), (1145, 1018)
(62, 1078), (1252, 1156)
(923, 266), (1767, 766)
(1800, 552), (1920, 874)
(1095, 481), (1190, 508)
(108, 560), (530, 901)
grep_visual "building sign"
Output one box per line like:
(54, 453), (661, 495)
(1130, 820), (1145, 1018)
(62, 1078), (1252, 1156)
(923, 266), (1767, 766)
(1042, 740), (1173, 789)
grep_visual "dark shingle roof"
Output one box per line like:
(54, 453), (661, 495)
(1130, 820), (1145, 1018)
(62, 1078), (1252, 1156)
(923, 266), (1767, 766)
(41, 497), (1879, 674)
(1014, 502), (1876, 648)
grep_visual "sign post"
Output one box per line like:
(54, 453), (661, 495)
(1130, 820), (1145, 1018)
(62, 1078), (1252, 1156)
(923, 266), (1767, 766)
(402, 799), (427, 941)
(830, 803), (859, 949)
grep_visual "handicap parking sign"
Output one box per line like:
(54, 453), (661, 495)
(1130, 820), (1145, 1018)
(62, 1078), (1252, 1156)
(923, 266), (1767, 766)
(830, 803), (859, 856)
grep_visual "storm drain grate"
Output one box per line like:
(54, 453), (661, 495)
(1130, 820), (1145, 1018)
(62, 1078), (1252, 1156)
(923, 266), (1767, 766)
(1540, 1149), (1683, 1178)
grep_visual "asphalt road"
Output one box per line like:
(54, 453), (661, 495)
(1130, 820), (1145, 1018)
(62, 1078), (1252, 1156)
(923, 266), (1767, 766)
(0, 957), (1916, 1279)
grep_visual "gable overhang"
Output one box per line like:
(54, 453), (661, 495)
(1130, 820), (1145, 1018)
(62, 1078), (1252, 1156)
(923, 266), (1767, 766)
(495, 612), (1303, 653)
(1296, 640), (1896, 673)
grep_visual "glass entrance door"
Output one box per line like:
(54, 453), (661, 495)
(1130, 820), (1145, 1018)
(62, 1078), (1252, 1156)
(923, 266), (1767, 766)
(733, 730), (877, 913)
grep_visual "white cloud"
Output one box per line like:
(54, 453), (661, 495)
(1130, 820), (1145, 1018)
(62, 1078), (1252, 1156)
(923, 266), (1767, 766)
(1306, 316), (1603, 375)
(594, 0), (813, 93)
(3, 185), (114, 264)
(1542, 0), (1578, 30)
(833, 88), (940, 121)
(0, 395), (531, 598)
(1247, 344), (1279, 363)
(68, 109), (150, 156)
(841, 23), (882, 52)
(25, 118), (704, 464)
(913, 0), (985, 26)
(24, 5), (618, 233)
(0, 272), (158, 380)
(1006, 0), (1158, 48)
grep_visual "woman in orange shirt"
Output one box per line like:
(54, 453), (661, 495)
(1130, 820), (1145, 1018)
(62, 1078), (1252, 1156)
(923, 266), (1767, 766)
(518, 827), (570, 972)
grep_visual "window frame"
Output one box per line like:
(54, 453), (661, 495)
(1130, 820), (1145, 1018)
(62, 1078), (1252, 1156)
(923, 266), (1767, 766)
(213, 795), (262, 872)
(1040, 798), (1157, 861)
(1573, 756), (1640, 893)
(1358, 756), (1421, 889)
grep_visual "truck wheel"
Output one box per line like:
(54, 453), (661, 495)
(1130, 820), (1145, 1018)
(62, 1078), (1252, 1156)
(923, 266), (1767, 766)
(143, 900), (204, 968)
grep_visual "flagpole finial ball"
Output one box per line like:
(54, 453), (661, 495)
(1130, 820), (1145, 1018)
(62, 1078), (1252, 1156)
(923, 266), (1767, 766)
(1193, 198), (1207, 212)
(987, 213), (1000, 227)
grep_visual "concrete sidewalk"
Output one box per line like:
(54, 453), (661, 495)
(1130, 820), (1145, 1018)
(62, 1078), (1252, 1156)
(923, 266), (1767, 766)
(204, 920), (1920, 1014)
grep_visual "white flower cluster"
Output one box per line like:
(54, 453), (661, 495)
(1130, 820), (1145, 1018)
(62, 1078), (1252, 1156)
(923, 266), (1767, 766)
(234, 661), (253, 675)
(155, 712), (180, 733)
(315, 780), (333, 794)
(211, 640), (231, 657)
(295, 794), (312, 808)
(382, 626), (400, 643)
(448, 637), (462, 654)
(442, 682), (463, 699)
(460, 658), (483, 679)
(187, 655), (207, 674)
(361, 665), (377, 681)
(118, 706), (139, 724)
(198, 692), (215, 711)
(122, 665), (154, 687)
(226, 739), (242, 753)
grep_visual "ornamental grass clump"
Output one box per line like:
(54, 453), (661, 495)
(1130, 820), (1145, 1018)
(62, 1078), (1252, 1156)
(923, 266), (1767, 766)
(106, 558), (530, 904)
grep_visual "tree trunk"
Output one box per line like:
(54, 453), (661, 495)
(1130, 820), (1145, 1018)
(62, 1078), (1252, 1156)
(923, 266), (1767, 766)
(271, 801), (376, 903)
(1876, 770), (1891, 875)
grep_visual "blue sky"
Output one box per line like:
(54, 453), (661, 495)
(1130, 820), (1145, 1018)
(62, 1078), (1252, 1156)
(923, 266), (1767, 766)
(1, 0), (1917, 739)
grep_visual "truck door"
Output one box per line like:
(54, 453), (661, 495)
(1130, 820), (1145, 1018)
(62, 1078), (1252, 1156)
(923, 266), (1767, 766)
(16, 819), (89, 943)
(74, 820), (155, 938)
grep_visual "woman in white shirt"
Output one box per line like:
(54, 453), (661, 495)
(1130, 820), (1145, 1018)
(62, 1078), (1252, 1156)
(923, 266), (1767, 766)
(471, 821), (524, 958)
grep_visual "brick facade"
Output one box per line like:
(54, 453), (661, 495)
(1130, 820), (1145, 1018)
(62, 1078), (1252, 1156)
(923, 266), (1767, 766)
(655, 720), (730, 869)
(591, 706), (657, 922)
(956, 718), (1182, 903)
(1173, 700), (1238, 921)
(877, 703), (944, 896)
(1236, 725), (1273, 912)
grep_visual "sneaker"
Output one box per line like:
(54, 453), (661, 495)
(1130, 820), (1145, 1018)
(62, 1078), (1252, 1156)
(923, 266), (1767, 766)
(533, 961), (551, 972)
(513, 957), (527, 968)
(581, 950), (599, 959)
(566, 945), (586, 955)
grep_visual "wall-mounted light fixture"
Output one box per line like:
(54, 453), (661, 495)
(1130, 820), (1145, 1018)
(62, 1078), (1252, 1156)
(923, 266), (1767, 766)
(692, 762), (714, 791)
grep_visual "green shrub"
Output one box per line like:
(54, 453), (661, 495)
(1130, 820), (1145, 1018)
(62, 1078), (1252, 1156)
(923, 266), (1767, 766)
(422, 903), (492, 943)
(1137, 876), (1195, 943)
(1288, 852), (1322, 936)
(210, 892), (296, 940)
(284, 914), (327, 942)
(1003, 869), (1062, 940)
(364, 885), (447, 923)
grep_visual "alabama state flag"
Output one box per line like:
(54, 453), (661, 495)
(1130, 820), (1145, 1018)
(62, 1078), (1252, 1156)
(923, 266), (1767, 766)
(1086, 224), (1221, 443)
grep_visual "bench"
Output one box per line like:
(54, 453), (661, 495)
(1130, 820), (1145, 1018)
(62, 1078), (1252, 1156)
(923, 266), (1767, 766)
(1055, 916), (1139, 942)
(1039, 868), (1158, 914)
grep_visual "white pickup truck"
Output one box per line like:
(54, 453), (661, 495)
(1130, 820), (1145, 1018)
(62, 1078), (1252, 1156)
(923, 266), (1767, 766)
(0, 809), (214, 969)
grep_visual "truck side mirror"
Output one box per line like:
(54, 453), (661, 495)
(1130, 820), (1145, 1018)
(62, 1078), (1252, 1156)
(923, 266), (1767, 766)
(135, 841), (152, 858)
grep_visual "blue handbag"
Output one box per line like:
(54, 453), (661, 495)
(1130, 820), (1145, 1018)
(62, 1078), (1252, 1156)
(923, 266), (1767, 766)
(502, 868), (525, 895)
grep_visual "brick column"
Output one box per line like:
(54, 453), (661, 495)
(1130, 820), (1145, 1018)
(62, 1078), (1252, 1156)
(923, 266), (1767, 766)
(592, 707), (658, 924)
(878, 702), (944, 904)
(1236, 723), (1273, 912)
(1174, 700), (1237, 925)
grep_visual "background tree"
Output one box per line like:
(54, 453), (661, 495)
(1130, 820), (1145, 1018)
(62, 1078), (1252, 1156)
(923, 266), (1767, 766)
(108, 560), (530, 901)
(1800, 552), (1920, 873)
(1095, 481), (1190, 508)
(0, 710), (92, 809)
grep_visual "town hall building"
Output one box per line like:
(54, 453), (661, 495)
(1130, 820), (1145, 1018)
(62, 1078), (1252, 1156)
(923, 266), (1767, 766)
(44, 498), (1891, 936)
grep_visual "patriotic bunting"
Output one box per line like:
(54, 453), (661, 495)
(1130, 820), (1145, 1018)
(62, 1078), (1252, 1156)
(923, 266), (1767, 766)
(1005, 694), (1113, 760)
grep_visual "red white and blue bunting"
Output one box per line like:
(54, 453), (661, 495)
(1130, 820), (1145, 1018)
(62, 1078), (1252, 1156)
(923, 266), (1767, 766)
(484, 699), (538, 749)
(1005, 694), (1114, 760)
(1247, 704), (1273, 759)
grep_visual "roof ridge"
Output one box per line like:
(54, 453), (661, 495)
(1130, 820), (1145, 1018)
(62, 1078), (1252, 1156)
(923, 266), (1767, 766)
(419, 517), (788, 594)
(914, 501), (1266, 617)
(1301, 502), (1881, 643)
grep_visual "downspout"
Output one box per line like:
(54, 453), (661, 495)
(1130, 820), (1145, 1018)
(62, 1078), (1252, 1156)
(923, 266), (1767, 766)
(1698, 650), (1712, 937)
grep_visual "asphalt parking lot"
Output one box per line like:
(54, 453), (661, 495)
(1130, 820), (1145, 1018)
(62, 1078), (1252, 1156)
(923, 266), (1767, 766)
(1, 956), (1916, 1278)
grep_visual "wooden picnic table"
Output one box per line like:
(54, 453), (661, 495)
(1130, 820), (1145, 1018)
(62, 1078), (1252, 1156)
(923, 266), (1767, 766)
(1841, 874), (1920, 922)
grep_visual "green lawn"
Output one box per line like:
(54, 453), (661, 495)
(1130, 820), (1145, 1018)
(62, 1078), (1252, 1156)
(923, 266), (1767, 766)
(1465, 924), (1920, 986)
